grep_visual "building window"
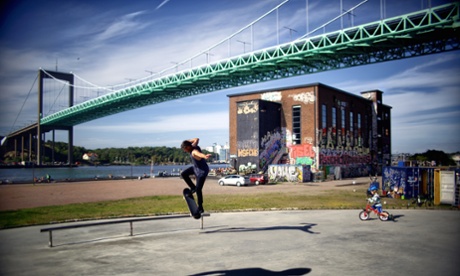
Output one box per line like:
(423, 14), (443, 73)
(357, 113), (361, 129)
(350, 112), (354, 132)
(332, 107), (337, 128)
(322, 104), (327, 129)
(341, 108), (345, 130)
(292, 105), (301, 144)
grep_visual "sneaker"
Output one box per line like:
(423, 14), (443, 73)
(190, 189), (196, 194)
(198, 206), (204, 213)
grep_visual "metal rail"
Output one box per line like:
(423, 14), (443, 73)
(40, 213), (210, 247)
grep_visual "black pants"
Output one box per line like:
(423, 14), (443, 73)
(181, 166), (207, 207)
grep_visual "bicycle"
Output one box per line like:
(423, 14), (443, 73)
(406, 194), (434, 209)
(359, 200), (392, 221)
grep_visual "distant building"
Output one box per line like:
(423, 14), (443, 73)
(227, 83), (392, 178)
(82, 153), (98, 162)
(219, 148), (229, 162)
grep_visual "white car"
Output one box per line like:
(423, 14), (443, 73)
(218, 175), (250, 186)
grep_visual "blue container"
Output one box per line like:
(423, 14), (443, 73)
(382, 166), (420, 198)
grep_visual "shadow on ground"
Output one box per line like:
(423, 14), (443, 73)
(201, 223), (319, 234)
(190, 267), (311, 275)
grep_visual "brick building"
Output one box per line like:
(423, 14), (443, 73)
(227, 83), (392, 179)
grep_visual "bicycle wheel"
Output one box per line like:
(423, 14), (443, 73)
(379, 211), (390, 221)
(425, 200), (433, 208)
(359, 211), (369, 220)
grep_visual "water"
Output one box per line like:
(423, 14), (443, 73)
(0, 164), (230, 184)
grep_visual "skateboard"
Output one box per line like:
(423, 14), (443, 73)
(183, 188), (201, 219)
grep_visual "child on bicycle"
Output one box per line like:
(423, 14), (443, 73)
(368, 187), (387, 216)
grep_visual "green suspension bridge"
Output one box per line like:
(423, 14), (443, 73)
(40, 2), (460, 127)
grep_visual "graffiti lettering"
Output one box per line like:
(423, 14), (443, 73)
(238, 148), (258, 157)
(237, 101), (259, 114)
(296, 157), (314, 165)
(268, 164), (311, 183)
(237, 140), (258, 149)
(259, 128), (285, 172)
(288, 91), (315, 104)
(261, 91), (282, 102)
(289, 144), (315, 159)
(319, 148), (371, 165)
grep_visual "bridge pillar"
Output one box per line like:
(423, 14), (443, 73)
(21, 136), (25, 162)
(68, 127), (73, 165)
(37, 70), (43, 165)
(29, 132), (32, 162)
(36, 69), (74, 166)
(14, 138), (17, 160)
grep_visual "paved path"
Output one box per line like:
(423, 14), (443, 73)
(1, 210), (459, 275)
(0, 177), (371, 211)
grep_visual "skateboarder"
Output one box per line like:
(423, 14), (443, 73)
(181, 138), (211, 213)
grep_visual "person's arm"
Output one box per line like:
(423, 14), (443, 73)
(368, 194), (376, 203)
(192, 149), (211, 160)
(188, 138), (199, 147)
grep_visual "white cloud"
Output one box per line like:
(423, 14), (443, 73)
(93, 11), (149, 43)
(155, 0), (171, 10)
(79, 111), (229, 134)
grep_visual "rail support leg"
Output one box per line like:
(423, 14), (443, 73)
(48, 231), (53, 247)
(130, 221), (133, 236)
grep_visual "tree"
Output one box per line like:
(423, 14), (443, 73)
(411, 150), (455, 166)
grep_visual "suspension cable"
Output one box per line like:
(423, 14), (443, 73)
(9, 74), (38, 134)
(40, 69), (113, 90)
(46, 82), (67, 115)
(72, 72), (114, 91)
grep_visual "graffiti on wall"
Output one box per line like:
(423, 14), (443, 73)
(261, 91), (282, 102)
(382, 167), (422, 198)
(319, 148), (371, 165)
(259, 129), (285, 172)
(237, 139), (258, 157)
(238, 148), (258, 157)
(288, 143), (316, 166)
(383, 167), (407, 197)
(289, 144), (315, 159)
(239, 162), (257, 175)
(286, 132), (317, 168)
(288, 91), (315, 104)
(237, 101), (259, 114)
(316, 124), (372, 177)
(268, 164), (311, 183)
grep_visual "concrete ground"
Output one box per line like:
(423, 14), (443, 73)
(1, 209), (459, 276)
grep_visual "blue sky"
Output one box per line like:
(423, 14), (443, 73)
(0, 0), (459, 154)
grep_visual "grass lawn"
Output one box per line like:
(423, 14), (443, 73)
(2, 186), (447, 229)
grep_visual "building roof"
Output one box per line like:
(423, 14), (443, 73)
(227, 82), (392, 108)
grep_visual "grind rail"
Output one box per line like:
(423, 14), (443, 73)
(40, 213), (210, 247)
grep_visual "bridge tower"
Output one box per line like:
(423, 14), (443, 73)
(37, 69), (74, 166)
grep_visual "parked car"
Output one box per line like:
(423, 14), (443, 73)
(218, 175), (250, 186)
(249, 174), (268, 185)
